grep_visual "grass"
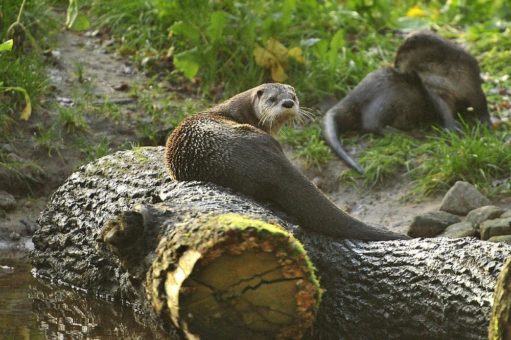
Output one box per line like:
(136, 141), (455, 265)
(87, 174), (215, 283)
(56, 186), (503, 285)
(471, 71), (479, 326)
(340, 123), (511, 198)
(412, 124), (511, 196)
(2, 0), (511, 199)
(279, 124), (332, 168)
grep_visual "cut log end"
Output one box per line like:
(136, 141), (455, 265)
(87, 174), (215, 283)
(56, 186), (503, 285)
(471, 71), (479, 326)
(148, 213), (321, 339)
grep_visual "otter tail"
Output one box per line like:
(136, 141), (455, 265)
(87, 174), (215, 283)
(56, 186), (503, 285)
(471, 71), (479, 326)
(322, 107), (365, 174)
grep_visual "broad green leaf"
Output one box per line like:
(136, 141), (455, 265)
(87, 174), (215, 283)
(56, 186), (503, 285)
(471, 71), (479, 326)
(207, 11), (228, 43)
(0, 39), (14, 52)
(66, 0), (79, 29)
(170, 21), (200, 45)
(70, 14), (90, 31)
(174, 49), (200, 79)
(328, 30), (345, 67)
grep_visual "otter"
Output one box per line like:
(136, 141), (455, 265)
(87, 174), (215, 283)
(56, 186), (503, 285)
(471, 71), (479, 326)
(395, 30), (490, 128)
(323, 31), (491, 174)
(165, 83), (408, 241)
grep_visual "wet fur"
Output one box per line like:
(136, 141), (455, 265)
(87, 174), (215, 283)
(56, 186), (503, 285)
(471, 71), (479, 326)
(323, 31), (491, 174)
(165, 83), (408, 240)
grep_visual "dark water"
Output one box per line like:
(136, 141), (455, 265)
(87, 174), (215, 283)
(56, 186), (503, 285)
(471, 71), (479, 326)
(0, 243), (167, 339)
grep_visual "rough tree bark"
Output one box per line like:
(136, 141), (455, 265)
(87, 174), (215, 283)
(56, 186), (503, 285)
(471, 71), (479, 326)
(32, 147), (511, 339)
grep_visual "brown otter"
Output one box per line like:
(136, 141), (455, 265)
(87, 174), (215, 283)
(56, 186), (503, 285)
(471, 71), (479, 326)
(165, 83), (408, 240)
(323, 31), (491, 174)
(395, 30), (490, 128)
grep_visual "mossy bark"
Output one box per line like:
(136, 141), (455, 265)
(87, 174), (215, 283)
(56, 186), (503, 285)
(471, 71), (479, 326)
(32, 147), (511, 339)
(489, 256), (511, 340)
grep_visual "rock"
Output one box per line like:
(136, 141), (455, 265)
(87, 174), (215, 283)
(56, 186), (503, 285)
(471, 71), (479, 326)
(439, 181), (490, 215)
(466, 205), (505, 228)
(487, 235), (511, 244)
(480, 218), (511, 240)
(0, 191), (16, 211)
(438, 222), (478, 238)
(408, 211), (461, 238)
(501, 210), (511, 219)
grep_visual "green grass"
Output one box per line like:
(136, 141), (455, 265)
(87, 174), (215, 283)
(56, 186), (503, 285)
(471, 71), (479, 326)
(340, 123), (511, 197)
(411, 124), (511, 196)
(2, 0), (510, 199)
(279, 124), (332, 168)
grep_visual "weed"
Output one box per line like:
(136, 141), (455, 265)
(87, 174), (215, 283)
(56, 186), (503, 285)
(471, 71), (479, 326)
(358, 133), (419, 187)
(338, 123), (511, 198)
(410, 124), (511, 197)
(33, 124), (63, 157)
(279, 124), (332, 168)
(77, 137), (112, 161)
(58, 107), (89, 132)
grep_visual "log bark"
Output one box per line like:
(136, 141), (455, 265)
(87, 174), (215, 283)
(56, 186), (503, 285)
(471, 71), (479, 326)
(31, 147), (511, 339)
(489, 256), (511, 340)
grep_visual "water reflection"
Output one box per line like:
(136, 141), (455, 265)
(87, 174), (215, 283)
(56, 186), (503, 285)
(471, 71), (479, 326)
(0, 249), (170, 339)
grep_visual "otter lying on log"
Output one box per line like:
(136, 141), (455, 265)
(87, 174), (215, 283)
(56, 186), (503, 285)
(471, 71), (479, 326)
(323, 31), (491, 174)
(32, 147), (511, 339)
(165, 83), (406, 241)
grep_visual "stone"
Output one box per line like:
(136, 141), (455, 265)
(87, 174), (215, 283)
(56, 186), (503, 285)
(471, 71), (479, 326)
(466, 205), (505, 228)
(501, 210), (511, 219)
(408, 211), (461, 238)
(0, 191), (16, 211)
(487, 235), (511, 244)
(439, 181), (490, 215)
(480, 218), (511, 240)
(438, 222), (478, 239)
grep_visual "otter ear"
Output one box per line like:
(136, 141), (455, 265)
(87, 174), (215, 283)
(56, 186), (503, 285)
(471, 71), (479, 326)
(256, 89), (264, 97)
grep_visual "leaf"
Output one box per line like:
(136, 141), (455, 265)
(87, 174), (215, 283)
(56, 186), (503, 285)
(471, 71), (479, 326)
(70, 14), (90, 31)
(20, 90), (32, 120)
(271, 62), (287, 82)
(266, 38), (288, 64)
(65, 0), (79, 29)
(207, 11), (229, 43)
(174, 49), (200, 79)
(254, 39), (295, 82)
(170, 21), (200, 45)
(0, 86), (32, 120)
(254, 45), (276, 68)
(0, 39), (14, 52)
(328, 30), (345, 66)
(288, 47), (305, 64)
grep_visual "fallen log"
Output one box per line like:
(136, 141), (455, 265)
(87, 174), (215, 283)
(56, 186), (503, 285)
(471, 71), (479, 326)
(31, 147), (511, 339)
(489, 256), (511, 339)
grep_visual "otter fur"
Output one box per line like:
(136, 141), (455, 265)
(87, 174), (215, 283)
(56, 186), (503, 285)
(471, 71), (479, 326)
(323, 31), (491, 174)
(165, 83), (407, 241)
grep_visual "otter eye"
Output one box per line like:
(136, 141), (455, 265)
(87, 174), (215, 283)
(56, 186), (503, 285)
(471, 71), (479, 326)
(292, 94), (297, 101)
(269, 96), (277, 102)
(257, 90), (264, 97)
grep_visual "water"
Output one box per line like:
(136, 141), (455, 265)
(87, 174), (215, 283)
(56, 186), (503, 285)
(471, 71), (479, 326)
(0, 246), (168, 339)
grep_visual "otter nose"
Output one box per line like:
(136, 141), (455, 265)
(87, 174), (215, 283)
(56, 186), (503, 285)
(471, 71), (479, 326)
(282, 100), (295, 108)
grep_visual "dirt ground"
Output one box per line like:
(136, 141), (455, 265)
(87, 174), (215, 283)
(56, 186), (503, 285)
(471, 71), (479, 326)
(2, 29), (507, 245)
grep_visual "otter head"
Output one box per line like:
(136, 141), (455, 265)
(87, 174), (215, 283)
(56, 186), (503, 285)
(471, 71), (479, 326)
(252, 83), (299, 135)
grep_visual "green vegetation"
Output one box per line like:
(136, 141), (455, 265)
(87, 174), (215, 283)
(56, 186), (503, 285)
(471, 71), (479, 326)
(340, 123), (511, 197)
(1, 0), (510, 197)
